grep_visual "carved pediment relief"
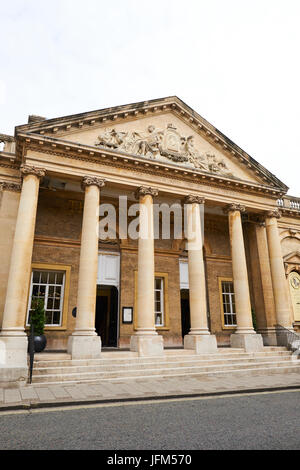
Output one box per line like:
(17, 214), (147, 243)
(94, 123), (233, 177)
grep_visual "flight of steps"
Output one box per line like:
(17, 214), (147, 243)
(31, 347), (300, 386)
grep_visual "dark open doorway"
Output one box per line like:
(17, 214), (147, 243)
(180, 289), (190, 338)
(95, 285), (119, 347)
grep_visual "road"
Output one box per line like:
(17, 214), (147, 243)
(0, 390), (299, 450)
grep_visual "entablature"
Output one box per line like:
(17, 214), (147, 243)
(22, 146), (285, 214)
(17, 130), (285, 197)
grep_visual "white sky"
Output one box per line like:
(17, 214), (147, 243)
(1, 0), (299, 195)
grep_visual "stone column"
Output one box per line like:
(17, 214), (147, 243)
(130, 186), (164, 356)
(265, 210), (293, 337)
(254, 221), (277, 345)
(184, 196), (217, 353)
(0, 164), (45, 386)
(68, 176), (105, 359)
(225, 204), (263, 351)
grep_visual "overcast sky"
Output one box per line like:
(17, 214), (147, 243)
(1, 0), (299, 195)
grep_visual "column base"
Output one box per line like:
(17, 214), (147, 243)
(184, 334), (218, 354)
(257, 328), (278, 346)
(130, 334), (164, 357)
(68, 335), (101, 359)
(0, 335), (28, 388)
(230, 332), (264, 352)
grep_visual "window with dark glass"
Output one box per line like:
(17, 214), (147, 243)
(221, 281), (237, 326)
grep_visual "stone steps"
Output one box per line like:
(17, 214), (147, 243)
(32, 354), (293, 376)
(32, 364), (300, 386)
(31, 347), (300, 385)
(33, 348), (290, 368)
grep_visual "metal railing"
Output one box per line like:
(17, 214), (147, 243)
(28, 324), (35, 384)
(275, 324), (300, 354)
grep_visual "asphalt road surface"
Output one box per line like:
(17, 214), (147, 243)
(0, 390), (299, 450)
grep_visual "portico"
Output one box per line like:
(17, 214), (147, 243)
(0, 96), (299, 386)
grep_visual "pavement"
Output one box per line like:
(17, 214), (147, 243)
(1, 371), (300, 412)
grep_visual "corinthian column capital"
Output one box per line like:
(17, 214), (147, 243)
(223, 203), (246, 214)
(82, 176), (106, 190)
(185, 195), (205, 205)
(135, 186), (159, 200)
(20, 164), (46, 179)
(266, 209), (282, 219)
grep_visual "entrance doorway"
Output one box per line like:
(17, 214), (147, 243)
(180, 289), (190, 338)
(95, 285), (119, 347)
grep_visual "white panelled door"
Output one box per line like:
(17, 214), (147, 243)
(97, 253), (120, 288)
(179, 260), (189, 290)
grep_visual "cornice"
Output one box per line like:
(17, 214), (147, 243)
(278, 208), (300, 218)
(0, 181), (22, 192)
(0, 162), (19, 170)
(18, 133), (285, 200)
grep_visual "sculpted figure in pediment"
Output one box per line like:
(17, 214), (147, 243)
(205, 153), (233, 176)
(182, 136), (208, 170)
(131, 125), (163, 158)
(96, 129), (128, 149)
(95, 124), (234, 176)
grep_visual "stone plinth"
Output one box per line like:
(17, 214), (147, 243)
(130, 335), (164, 357)
(67, 335), (101, 360)
(0, 336), (28, 387)
(184, 334), (218, 354)
(230, 332), (264, 352)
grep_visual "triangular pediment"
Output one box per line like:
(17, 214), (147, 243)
(16, 96), (288, 191)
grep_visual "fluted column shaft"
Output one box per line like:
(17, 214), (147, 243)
(1, 165), (45, 336)
(265, 210), (293, 329)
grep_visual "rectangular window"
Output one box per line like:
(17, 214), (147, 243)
(27, 270), (65, 327)
(221, 280), (237, 327)
(154, 277), (165, 327)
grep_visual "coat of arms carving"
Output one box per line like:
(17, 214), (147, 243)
(95, 123), (233, 176)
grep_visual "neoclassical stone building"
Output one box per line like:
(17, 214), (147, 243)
(0, 97), (299, 384)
